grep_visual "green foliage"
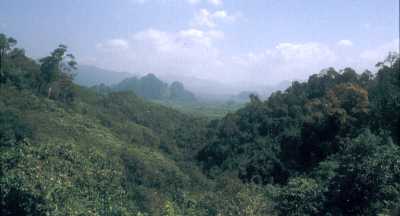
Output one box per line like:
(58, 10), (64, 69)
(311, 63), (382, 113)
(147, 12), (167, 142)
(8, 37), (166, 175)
(0, 33), (17, 78)
(0, 43), (209, 215)
(0, 34), (41, 89)
(324, 130), (400, 215)
(156, 99), (244, 119)
(0, 139), (134, 215)
(199, 53), (400, 215)
(275, 177), (323, 216)
(39, 45), (76, 85)
(369, 56), (400, 142)
(38, 44), (77, 102)
(0, 111), (31, 147)
(162, 201), (180, 216)
(0, 110), (46, 216)
(209, 177), (275, 216)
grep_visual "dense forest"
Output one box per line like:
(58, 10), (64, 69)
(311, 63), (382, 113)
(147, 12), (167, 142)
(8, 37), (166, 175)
(1, 33), (399, 216)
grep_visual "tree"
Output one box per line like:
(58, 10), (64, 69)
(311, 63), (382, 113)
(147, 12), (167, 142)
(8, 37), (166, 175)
(198, 177), (274, 216)
(340, 67), (359, 84)
(326, 83), (369, 127)
(276, 177), (324, 216)
(325, 130), (400, 215)
(38, 45), (77, 99)
(0, 34), (17, 83)
(369, 55), (400, 143)
(375, 52), (399, 68)
(298, 83), (370, 170)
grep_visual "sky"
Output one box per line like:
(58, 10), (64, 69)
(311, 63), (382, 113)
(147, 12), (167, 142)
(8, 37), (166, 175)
(0, 0), (399, 87)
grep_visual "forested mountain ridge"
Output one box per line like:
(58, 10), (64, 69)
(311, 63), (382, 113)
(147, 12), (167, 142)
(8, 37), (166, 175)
(112, 73), (196, 102)
(1, 33), (399, 215)
(198, 53), (400, 215)
(75, 65), (132, 86)
(0, 34), (210, 215)
(112, 75), (245, 119)
(75, 65), (197, 102)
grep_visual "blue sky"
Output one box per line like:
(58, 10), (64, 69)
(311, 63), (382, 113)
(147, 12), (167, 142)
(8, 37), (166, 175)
(0, 0), (399, 86)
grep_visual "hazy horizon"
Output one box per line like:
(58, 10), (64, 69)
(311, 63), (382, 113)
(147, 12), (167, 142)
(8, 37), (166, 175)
(1, 0), (399, 87)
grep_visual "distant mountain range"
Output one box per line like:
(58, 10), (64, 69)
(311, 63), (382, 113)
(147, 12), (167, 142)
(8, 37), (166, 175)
(75, 65), (132, 86)
(75, 65), (291, 102)
(112, 74), (196, 102)
(159, 73), (292, 101)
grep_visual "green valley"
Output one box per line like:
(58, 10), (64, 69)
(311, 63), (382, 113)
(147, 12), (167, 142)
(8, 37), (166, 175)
(1, 31), (399, 216)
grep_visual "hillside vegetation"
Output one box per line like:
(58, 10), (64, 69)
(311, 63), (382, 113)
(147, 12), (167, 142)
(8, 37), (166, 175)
(1, 33), (399, 215)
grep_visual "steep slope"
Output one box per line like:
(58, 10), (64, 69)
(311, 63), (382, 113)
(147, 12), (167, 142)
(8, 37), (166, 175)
(0, 34), (274, 216)
(75, 65), (132, 86)
(0, 85), (209, 215)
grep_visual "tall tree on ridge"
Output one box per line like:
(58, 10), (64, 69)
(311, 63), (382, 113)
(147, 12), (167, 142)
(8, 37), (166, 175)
(39, 44), (77, 98)
(0, 33), (17, 83)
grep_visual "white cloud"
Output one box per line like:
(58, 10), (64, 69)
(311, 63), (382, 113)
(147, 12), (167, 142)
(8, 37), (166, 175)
(132, 28), (223, 51)
(179, 28), (224, 46)
(337, 39), (353, 47)
(191, 9), (236, 28)
(362, 23), (372, 30)
(93, 36), (342, 85)
(94, 28), (225, 80)
(191, 9), (215, 28)
(208, 0), (222, 6)
(187, 0), (201, 4)
(131, 28), (223, 78)
(186, 0), (222, 6)
(95, 35), (341, 85)
(133, 29), (174, 51)
(274, 42), (336, 62)
(131, 0), (222, 5)
(360, 39), (399, 62)
(96, 38), (129, 51)
(206, 30), (224, 39)
(131, 0), (148, 4)
(213, 10), (228, 19)
(94, 29), (398, 88)
(230, 42), (338, 83)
